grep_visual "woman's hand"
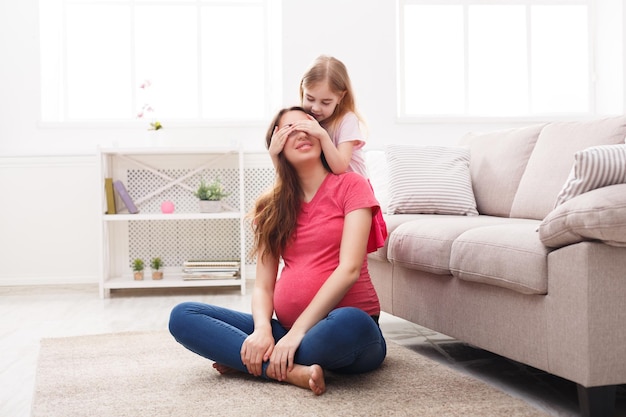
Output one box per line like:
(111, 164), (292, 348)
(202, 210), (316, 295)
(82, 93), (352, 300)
(268, 331), (305, 381)
(241, 329), (275, 377)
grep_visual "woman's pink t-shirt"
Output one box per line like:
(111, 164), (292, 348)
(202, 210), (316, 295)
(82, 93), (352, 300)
(273, 172), (381, 329)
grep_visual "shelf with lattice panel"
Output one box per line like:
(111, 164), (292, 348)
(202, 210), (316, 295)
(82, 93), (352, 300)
(97, 146), (247, 298)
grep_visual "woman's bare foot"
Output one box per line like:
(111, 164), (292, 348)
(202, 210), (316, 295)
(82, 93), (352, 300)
(267, 363), (326, 395)
(307, 364), (325, 395)
(212, 362), (238, 374)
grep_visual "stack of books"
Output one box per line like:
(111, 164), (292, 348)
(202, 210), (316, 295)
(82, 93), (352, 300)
(182, 260), (240, 280)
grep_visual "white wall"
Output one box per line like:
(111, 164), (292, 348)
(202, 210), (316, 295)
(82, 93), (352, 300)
(0, 0), (624, 285)
(0, 156), (99, 284)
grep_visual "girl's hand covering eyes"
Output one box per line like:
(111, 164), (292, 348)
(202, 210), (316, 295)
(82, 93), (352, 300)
(289, 116), (328, 142)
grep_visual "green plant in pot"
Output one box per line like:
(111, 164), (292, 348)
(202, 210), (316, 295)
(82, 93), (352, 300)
(150, 257), (163, 280)
(132, 258), (145, 281)
(195, 177), (229, 213)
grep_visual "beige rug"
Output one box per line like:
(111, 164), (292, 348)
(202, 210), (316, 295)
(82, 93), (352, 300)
(32, 331), (549, 417)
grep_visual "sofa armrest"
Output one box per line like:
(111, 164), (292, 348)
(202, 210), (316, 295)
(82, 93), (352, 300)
(546, 242), (626, 386)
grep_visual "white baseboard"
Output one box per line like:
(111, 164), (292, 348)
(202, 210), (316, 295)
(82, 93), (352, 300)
(0, 275), (98, 286)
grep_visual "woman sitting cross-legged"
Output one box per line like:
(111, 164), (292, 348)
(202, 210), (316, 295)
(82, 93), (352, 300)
(168, 106), (387, 395)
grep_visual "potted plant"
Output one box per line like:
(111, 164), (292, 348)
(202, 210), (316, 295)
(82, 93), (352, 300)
(194, 177), (229, 213)
(132, 258), (145, 280)
(150, 257), (163, 280)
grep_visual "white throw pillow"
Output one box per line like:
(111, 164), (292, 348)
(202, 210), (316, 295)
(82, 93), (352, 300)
(385, 144), (478, 216)
(365, 150), (389, 212)
(554, 144), (626, 207)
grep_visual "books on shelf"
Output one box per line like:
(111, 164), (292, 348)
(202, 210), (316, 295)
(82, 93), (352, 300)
(183, 260), (240, 268)
(182, 260), (240, 280)
(104, 178), (116, 214)
(113, 180), (139, 214)
(182, 272), (239, 280)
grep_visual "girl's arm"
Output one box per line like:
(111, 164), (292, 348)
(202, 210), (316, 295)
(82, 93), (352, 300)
(268, 207), (372, 381)
(295, 115), (357, 174)
(269, 117), (356, 173)
(322, 140), (356, 174)
(241, 247), (279, 376)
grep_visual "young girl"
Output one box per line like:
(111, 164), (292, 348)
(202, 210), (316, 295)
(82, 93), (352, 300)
(169, 107), (386, 395)
(270, 55), (367, 176)
(269, 55), (387, 252)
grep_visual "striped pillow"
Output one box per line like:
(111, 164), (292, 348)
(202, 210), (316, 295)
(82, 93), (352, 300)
(554, 144), (626, 207)
(385, 145), (478, 215)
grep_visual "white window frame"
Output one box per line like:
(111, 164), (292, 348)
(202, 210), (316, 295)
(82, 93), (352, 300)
(396, 0), (596, 122)
(39, 0), (282, 127)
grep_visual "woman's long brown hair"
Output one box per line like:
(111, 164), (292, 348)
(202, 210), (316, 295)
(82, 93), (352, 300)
(250, 107), (330, 262)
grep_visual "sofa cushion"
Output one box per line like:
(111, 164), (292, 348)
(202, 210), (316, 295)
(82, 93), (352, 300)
(450, 222), (549, 295)
(385, 144), (478, 216)
(368, 214), (425, 262)
(539, 184), (626, 248)
(510, 115), (626, 220)
(554, 144), (626, 207)
(458, 124), (544, 217)
(387, 215), (529, 275)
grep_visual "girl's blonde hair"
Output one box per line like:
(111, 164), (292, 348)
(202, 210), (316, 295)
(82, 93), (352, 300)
(299, 55), (365, 139)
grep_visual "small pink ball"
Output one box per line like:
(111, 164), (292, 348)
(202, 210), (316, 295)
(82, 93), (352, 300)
(161, 201), (175, 214)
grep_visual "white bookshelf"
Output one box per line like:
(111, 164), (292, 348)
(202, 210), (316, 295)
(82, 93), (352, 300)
(97, 146), (247, 298)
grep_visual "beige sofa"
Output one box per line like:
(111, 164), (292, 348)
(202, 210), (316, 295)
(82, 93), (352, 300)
(367, 115), (626, 417)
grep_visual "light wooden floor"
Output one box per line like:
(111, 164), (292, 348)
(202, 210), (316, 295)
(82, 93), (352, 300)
(1, 283), (623, 417)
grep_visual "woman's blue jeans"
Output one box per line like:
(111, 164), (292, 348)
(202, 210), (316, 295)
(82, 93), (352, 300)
(169, 302), (386, 378)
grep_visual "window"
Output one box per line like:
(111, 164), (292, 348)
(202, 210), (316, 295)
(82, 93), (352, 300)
(39, 0), (281, 124)
(398, 0), (591, 119)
